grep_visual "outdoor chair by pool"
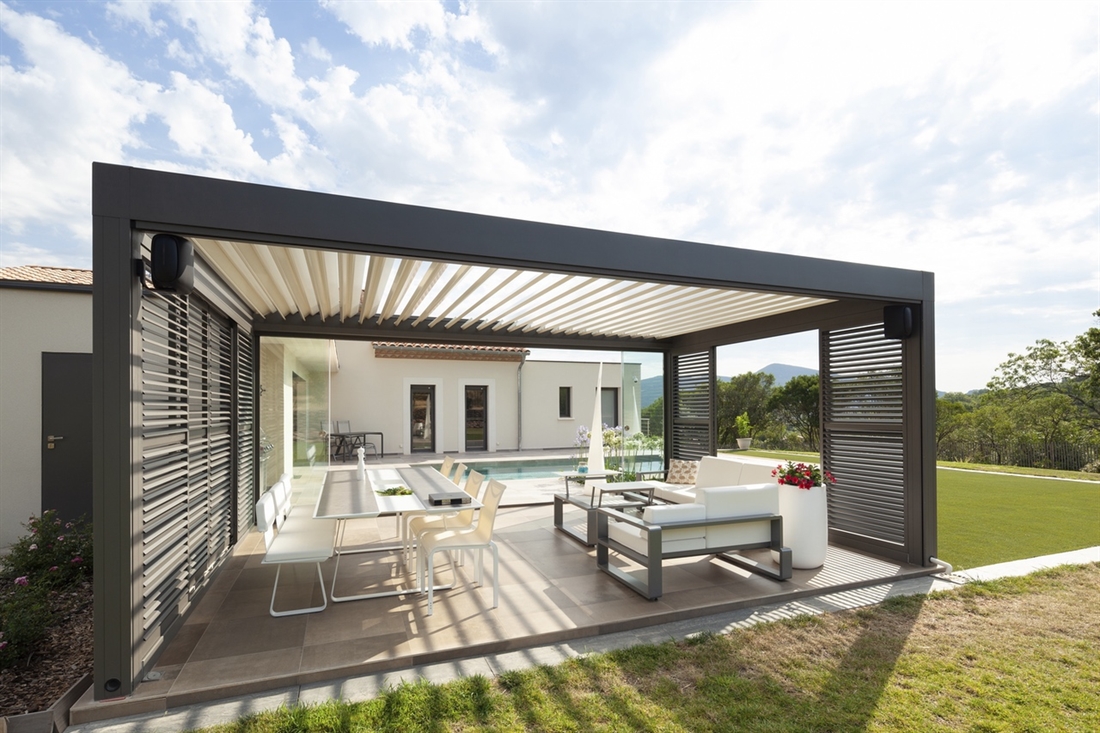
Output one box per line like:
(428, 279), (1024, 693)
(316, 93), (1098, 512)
(418, 479), (507, 615)
(438, 455), (456, 480)
(451, 462), (467, 486)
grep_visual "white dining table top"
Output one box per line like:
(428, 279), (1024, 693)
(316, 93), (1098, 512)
(314, 464), (480, 519)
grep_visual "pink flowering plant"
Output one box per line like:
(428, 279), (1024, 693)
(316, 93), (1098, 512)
(773, 461), (835, 490)
(1, 510), (92, 669)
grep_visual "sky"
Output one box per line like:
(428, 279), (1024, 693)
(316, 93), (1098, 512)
(1, 1), (1097, 392)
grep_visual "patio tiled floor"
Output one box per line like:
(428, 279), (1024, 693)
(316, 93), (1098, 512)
(73, 462), (935, 723)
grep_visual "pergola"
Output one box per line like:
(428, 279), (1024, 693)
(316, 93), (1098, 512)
(92, 163), (936, 700)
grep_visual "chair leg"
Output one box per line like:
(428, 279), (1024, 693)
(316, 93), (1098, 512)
(269, 562), (328, 617)
(427, 550), (436, 615)
(491, 542), (499, 609)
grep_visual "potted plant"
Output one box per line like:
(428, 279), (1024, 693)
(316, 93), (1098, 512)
(735, 412), (753, 450)
(771, 461), (834, 569)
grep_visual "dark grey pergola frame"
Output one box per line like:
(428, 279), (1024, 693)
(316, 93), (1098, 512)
(92, 163), (937, 700)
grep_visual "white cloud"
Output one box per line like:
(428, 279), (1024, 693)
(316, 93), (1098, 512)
(152, 72), (267, 174)
(0, 3), (157, 241)
(158, 0), (305, 109)
(1, 0), (1096, 391)
(320, 0), (500, 53)
(301, 36), (332, 63)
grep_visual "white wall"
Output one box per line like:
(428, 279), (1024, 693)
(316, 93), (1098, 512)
(521, 361), (625, 450)
(330, 342), (523, 455)
(0, 288), (92, 550)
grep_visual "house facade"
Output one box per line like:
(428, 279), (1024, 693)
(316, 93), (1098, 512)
(0, 266), (94, 550)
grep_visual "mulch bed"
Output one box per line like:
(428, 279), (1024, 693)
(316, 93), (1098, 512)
(0, 580), (93, 717)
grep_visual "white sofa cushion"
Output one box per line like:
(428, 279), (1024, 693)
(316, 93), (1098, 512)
(696, 483), (779, 549)
(653, 485), (696, 504)
(695, 455), (745, 488)
(608, 503), (706, 555)
(738, 462), (779, 485)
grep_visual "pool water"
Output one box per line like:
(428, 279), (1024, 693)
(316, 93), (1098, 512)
(443, 456), (664, 481)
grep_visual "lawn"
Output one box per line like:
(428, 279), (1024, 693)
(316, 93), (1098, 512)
(937, 469), (1100, 569)
(198, 564), (1100, 732)
(738, 449), (1100, 570)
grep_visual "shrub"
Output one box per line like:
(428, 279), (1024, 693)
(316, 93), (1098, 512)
(0, 511), (93, 670)
(0, 584), (50, 668)
(0, 510), (92, 590)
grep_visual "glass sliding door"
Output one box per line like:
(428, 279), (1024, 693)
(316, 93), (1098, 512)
(465, 385), (487, 451)
(410, 385), (436, 453)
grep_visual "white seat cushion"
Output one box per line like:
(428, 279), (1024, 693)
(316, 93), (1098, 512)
(652, 485), (696, 504)
(262, 517), (336, 563)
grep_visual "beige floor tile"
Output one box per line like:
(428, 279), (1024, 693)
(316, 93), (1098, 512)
(127, 493), (933, 708)
(188, 614), (308, 662)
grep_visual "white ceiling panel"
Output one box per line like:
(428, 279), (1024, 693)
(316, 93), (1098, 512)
(190, 238), (835, 342)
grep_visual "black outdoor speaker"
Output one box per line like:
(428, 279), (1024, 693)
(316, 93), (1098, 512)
(883, 305), (914, 339)
(150, 234), (195, 294)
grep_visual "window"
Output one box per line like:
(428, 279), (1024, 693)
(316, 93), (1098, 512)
(559, 386), (572, 418)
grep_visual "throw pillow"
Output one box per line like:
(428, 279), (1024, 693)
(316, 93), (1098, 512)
(666, 459), (699, 485)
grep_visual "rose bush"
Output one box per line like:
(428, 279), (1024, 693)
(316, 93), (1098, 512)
(0, 511), (92, 669)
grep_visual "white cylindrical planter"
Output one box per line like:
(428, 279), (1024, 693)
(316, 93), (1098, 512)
(736, 438), (752, 450)
(775, 483), (828, 569)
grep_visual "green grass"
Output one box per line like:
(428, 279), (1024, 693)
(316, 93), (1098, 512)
(735, 449), (1100, 569)
(195, 564), (1100, 733)
(937, 469), (1100, 569)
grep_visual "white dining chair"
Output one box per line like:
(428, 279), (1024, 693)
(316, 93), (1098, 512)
(438, 455), (456, 480)
(418, 479), (507, 615)
(408, 470), (484, 557)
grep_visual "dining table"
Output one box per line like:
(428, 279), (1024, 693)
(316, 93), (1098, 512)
(314, 464), (480, 602)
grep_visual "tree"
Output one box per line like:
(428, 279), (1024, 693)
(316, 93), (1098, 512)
(640, 396), (664, 437)
(988, 310), (1100, 429)
(716, 371), (774, 446)
(936, 397), (969, 450)
(767, 374), (820, 450)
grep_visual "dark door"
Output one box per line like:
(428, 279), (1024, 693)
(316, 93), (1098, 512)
(411, 385), (435, 453)
(41, 352), (93, 522)
(465, 386), (487, 451)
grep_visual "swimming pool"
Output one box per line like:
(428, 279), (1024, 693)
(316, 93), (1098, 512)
(441, 456), (664, 481)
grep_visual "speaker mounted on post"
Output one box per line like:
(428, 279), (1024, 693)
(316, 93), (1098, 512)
(883, 305), (914, 339)
(150, 234), (195, 294)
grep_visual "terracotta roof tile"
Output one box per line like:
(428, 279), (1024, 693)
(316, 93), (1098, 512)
(372, 342), (529, 362)
(0, 265), (93, 286)
(373, 342), (529, 353)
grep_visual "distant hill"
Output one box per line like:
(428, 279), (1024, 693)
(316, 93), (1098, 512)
(757, 363), (818, 386)
(637, 363), (818, 407)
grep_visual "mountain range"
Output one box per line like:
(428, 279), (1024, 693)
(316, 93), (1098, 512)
(637, 363), (818, 407)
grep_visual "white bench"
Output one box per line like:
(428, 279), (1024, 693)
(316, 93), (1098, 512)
(255, 480), (336, 617)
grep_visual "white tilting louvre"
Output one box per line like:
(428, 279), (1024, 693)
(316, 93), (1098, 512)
(140, 289), (237, 650)
(672, 350), (713, 460)
(235, 331), (255, 539)
(822, 324), (906, 550)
